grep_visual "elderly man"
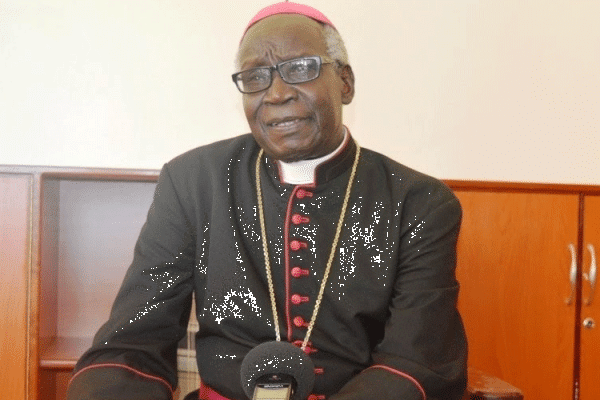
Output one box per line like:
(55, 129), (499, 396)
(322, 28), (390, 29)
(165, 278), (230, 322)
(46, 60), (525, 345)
(67, 2), (467, 400)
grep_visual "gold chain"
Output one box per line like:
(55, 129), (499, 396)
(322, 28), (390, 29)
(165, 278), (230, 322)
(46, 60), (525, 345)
(255, 142), (361, 349)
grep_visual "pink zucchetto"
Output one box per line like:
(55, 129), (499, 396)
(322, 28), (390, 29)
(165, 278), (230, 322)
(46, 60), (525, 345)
(243, 2), (337, 38)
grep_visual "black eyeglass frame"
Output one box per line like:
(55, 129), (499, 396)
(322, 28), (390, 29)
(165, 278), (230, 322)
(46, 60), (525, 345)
(232, 55), (336, 94)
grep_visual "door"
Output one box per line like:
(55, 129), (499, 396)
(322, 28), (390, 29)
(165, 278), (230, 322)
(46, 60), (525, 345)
(0, 174), (32, 400)
(453, 190), (579, 400)
(580, 195), (600, 399)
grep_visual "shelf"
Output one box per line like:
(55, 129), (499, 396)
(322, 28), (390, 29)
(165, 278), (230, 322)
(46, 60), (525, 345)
(36, 174), (158, 379)
(39, 178), (157, 342)
(40, 337), (93, 370)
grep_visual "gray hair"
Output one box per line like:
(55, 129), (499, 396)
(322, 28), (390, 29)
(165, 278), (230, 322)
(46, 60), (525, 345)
(235, 22), (350, 70)
(322, 24), (349, 66)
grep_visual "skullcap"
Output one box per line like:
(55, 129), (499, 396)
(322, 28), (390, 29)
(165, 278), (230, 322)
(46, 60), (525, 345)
(243, 2), (336, 37)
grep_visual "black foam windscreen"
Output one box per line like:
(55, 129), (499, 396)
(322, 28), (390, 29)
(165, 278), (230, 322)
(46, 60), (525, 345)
(240, 341), (315, 400)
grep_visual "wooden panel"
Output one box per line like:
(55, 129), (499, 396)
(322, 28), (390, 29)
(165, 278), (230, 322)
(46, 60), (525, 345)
(0, 174), (32, 400)
(445, 179), (600, 195)
(39, 369), (71, 400)
(454, 190), (578, 400)
(580, 195), (600, 400)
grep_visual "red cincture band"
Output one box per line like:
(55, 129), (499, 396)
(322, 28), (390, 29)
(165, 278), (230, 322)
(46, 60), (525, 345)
(199, 382), (233, 400)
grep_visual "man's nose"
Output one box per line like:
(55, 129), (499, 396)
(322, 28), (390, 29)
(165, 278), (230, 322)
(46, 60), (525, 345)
(263, 72), (296, 104)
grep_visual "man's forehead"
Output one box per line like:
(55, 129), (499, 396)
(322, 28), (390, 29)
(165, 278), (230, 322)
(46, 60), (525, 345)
(238, 15), (326, 66)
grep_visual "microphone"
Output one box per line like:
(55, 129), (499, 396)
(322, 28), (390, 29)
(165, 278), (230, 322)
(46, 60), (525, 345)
(240, 341), (315, 400)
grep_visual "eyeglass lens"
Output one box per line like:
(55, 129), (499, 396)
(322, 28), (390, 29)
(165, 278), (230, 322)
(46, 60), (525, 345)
(235, 57), (321, 93)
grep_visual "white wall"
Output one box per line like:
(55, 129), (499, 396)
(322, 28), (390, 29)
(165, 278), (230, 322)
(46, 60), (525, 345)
(1, 0), (598, 183)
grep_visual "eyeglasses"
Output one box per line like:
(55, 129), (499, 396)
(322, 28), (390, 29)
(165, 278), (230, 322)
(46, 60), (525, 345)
(232, 56), (335, 94)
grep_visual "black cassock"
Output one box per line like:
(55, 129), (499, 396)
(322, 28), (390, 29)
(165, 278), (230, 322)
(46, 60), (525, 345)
(68, 133), (467, 400)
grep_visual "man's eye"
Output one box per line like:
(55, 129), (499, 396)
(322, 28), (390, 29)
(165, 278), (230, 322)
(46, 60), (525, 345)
(289, 63), (310, 75)
(243, 70), (269, 84)
(284, 60), (317, 81)
(250, 73), (265, 81)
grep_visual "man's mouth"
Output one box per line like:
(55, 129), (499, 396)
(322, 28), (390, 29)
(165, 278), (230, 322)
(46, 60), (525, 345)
(266, 117), (308, 128)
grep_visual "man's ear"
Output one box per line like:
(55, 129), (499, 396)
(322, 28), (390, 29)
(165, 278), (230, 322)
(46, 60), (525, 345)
(339, 64), (355, 105)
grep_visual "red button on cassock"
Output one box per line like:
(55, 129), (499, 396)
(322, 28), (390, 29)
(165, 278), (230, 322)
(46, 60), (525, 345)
(291, 267), (309, 278)
(291, 294), (309, 305)
(291, 213), (310, 225)
(290, 240), (307, 251)
(291, 340), (318, 354)
(292, 339), (312, 348)
(293, 316), (308, 328)
(296, 189), (313, 199)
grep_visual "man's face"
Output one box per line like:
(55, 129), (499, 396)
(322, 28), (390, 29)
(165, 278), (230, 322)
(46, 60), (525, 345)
(237, 15), (354, 162)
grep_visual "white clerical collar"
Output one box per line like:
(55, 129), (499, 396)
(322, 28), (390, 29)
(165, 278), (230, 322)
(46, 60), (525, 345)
(278, 129), (349, 185)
